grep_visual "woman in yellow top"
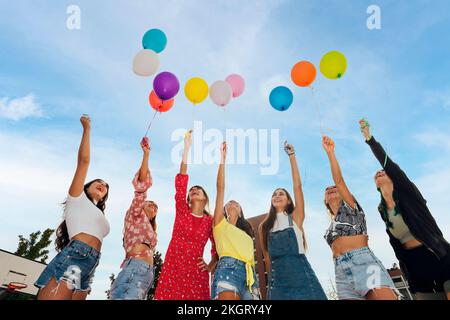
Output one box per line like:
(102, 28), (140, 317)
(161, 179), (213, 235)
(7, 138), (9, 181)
(211, 142), (260, 300)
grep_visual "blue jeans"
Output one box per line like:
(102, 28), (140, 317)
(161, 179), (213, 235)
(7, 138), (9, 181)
(109, 258), (154, 300)
(334, 247), (398, 300)
(211, 257), (260, 300)
(34, 240), (100, 292)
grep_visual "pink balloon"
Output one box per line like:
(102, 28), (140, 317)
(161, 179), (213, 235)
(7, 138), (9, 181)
(225, 74), (245, 98)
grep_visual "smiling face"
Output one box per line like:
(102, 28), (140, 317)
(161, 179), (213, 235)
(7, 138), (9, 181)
(188, 186), (207, 204)
(374, 170), (393, 189)
(86, 180), (108, 203)
(271, 188), (291, 212)
(143, 201), (158, 219)
(324, 185), (342, 213)
(224, 200), (241, 225)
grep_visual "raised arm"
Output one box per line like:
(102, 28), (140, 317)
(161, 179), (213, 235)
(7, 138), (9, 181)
(322, 136), (356, 208)
(128, 138), (153, 218)
(359, 119), (420, 195)
(68, 115), (91, 197)
(284, 141), (305, 228)
(180, 130), (192, 175)
(214, 142), (227, 227)
(138, 137), (152, 184)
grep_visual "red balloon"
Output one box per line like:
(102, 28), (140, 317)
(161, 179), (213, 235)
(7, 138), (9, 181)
(149, 90), (174, 113)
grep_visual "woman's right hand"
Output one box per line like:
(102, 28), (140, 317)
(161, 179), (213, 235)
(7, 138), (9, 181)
(220, 141), (227, 162)
(322, 135), (335, 154)
(80, 114), (91, 131)
(141, 137), (150, 154)
(184, 129), (193, 149)
(359, 118), (372, 141)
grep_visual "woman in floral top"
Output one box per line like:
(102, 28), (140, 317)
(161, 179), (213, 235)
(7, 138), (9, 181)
(109, 137), (158, 300)
(155, 130), (218, 300)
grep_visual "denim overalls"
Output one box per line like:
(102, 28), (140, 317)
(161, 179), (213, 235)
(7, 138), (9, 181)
(267, 214), (327, 300)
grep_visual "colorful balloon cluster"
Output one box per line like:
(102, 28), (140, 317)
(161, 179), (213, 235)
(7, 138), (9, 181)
(133, 28), (167, 77)
(184, 74), (245, 107)
(131, 28), (181, 113)
(269, 51), (347, 111)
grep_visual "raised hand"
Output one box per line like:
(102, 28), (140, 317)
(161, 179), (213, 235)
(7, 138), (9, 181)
(80, 114), (91, 131)
(284, 140), (295, 156)
(141, 137), (150, 154)
(184, 129), (193, 149)
(220, 141), (227, 163)
(322, 136), (335, 154)
(359, 118), (372, 141)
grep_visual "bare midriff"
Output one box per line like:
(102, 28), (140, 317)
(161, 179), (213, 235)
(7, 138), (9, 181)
(126, 243), (154, 266)
(72, 233), (102, 251)
(332, 235), (369, 258)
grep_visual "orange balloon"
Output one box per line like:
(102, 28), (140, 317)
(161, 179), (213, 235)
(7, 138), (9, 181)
(149, 90), (174, 113)
(291, 61), (316, 87)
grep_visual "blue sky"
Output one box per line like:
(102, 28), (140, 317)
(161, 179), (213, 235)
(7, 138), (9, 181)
(1, 0), (450, 299)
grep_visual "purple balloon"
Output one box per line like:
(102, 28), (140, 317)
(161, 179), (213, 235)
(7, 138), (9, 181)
(153, 72), (180, 100)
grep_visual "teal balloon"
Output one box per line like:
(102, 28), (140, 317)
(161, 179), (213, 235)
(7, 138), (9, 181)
(269, 86), (293, 111)
(142, 29), (167, 53)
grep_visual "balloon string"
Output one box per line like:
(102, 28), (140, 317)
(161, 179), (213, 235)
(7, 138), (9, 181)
(310, 86), (325, 137)
(223, 106), (227, 135)
(192, 105), (196, 128)
(145, 109), (159, 137)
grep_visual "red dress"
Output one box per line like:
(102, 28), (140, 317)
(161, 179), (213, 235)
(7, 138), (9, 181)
(154, 174), (216, 300)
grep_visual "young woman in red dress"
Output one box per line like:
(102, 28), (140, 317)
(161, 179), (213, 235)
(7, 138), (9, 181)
(154, 130), (218, 300)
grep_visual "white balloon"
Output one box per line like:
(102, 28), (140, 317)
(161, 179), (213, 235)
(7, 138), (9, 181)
(133, 49), (160, 76)
(209, 80), (232, 107)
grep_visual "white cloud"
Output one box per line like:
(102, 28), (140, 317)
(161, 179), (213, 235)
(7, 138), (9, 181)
(0, 95), (43, 121)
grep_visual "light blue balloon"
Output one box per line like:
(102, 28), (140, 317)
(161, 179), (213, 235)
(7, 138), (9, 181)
(142, 29), (167, 53)
(269, 86), (293, 111)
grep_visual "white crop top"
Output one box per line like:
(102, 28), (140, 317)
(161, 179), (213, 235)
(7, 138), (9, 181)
(64, 192), (110, 243)
(271, 212), (305, 254)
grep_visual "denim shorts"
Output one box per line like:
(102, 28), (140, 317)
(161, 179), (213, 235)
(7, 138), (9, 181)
(211, 257), (260, 300)
(34, 240), (101, 292)
(334, 247), (398, 300)
(109, 258), (154, 300)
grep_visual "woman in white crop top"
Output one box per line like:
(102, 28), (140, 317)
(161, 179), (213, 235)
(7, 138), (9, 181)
(35, 115), (110, 300)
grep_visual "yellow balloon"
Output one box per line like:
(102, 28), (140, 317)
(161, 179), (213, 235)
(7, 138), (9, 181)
(320, 51), (347, 80)
(184, 77), (209, 105)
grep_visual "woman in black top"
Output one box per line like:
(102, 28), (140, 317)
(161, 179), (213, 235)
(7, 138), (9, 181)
(360, 119), (450, 300)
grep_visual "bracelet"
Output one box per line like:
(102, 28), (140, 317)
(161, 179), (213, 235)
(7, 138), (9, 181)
(288, 152), (295, 156)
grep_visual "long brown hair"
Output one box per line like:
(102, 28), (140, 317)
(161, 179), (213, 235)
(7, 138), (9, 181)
(187, 185), (210, 215)
(55, 179), (109, 252)
(224, 201), (254, 239)
(147, 201), (158, 232)
(260, 188), (307, 252)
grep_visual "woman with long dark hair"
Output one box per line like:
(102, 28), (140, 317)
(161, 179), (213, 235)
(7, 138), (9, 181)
(211, 142), (259, 300)
(109, 137), (158, 300)
(322, 135), (398, 300)
(360, 119), (450, 300)
(154, 130), (218, 300)
(34, 115), (110, 300)
(259, 141), (326, 300)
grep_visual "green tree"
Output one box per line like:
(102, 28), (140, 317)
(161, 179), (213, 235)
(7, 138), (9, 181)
(105, 273), (116, 300)
(147, 250), (164, 300)
(15, 229), (55, 263)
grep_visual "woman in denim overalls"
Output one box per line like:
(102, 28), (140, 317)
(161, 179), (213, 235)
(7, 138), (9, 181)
(259, 142), (327, 300)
